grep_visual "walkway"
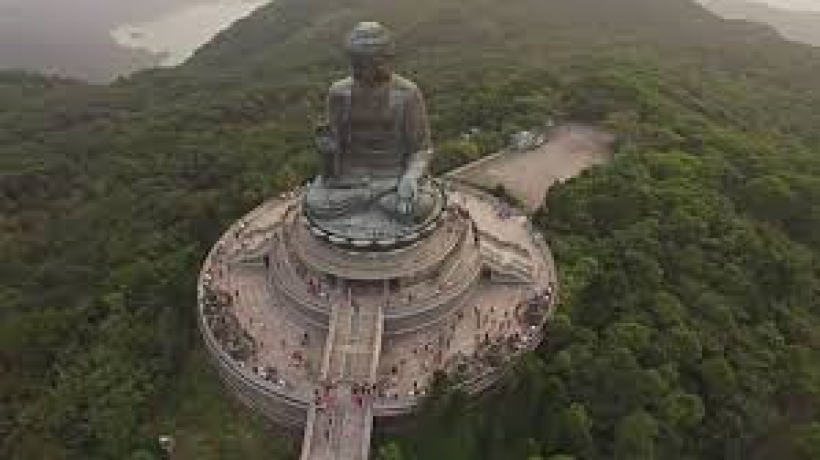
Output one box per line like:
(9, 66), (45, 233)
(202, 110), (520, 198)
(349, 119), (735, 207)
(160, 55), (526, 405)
(301, 290), (383, 460)
(448, 124), (614, 211)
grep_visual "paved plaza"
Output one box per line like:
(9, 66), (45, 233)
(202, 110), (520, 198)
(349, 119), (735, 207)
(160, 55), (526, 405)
(450, 124), (614, 212)
(199, 183), (558, 459)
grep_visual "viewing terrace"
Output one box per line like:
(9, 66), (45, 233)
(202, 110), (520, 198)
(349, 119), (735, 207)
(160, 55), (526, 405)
(198, 183), (559, 458)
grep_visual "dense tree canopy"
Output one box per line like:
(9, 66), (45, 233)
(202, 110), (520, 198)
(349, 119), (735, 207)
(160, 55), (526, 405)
(1, 0), (819, 459)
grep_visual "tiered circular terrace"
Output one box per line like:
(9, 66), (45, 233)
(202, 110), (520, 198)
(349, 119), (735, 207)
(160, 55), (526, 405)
(198, 180), (558, 459)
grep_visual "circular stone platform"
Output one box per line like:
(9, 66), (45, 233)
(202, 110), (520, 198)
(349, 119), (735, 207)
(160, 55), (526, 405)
(197, 181), (559, 447)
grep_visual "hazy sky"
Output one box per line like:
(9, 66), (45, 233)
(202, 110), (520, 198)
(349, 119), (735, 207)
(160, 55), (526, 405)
(0, 0), (265, 81)
(0, 0), (206, 25)
(754, 0), (820, 11)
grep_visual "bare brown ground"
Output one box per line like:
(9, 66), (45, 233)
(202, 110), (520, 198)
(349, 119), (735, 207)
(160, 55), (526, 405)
(448, 124), (615, 212)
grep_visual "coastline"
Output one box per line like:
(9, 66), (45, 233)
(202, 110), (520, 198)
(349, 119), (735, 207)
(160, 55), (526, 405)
(0, 0), (270, 82)
(111, 0), (270, 67)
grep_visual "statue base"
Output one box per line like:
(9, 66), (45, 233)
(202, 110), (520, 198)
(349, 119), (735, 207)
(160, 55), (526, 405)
(303, 180), (446, 251)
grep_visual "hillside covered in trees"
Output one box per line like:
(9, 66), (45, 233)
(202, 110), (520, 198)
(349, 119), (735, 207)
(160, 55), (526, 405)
(1, 0), (819, 459)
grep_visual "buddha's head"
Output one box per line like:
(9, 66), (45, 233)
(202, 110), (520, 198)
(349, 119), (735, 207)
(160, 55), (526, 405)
(346, 22), (395, 86)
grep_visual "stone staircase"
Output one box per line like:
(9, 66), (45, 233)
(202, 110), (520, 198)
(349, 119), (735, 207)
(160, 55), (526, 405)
(300, 289), (384, 460)
(479, 233), (535, 284)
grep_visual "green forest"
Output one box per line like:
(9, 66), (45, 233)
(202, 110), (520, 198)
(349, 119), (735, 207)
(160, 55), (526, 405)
(1, 0), (819, 459)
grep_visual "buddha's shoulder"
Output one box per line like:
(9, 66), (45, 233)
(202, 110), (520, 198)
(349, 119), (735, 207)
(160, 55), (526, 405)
(390, 74), (421, 94)
(329, 77), (354, 95)
(328, 75), (421, 95)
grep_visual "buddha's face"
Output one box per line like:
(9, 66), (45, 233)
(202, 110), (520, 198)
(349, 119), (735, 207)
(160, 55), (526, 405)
(350, 52), (392, 86)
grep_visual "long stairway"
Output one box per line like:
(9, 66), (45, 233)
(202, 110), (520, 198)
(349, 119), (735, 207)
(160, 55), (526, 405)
(300, 289), (384, 460)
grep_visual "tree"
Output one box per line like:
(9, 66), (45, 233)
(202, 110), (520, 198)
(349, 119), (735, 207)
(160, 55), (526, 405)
(559, 403), (595, 458)
(699, 356), (738, 400)
(793, 423), (820, 460)
(613, 410), (659, 460)
(659, 391), (705, 429)
(376, 442), (404, 460)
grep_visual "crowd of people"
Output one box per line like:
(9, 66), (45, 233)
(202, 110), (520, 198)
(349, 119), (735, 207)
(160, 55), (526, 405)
(202, 223), (318, 395)
(203, 266), (318, 394)
(313, 382), (378, 412)
(377, 279), (556, 399)
(201, 281), (256, 363)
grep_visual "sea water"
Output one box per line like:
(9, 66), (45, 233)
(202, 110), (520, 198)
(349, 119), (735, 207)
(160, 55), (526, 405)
(112, 0), (270, 66)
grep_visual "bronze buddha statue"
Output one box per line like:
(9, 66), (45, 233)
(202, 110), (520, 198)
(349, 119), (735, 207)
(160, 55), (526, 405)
(304, 22), (442, 242)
